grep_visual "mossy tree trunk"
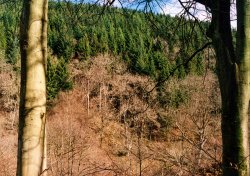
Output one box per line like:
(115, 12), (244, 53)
(195, 0), (250, 175)
(17, 0), (48, 175)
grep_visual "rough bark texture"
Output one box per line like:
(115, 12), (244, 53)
(17, 0), (48, 175)
(193, 0), (250, 175)
(235, 1), (250, 175)
(203, 0), (250, 175)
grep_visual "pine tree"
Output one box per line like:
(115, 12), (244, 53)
(116, 27), (126, 53)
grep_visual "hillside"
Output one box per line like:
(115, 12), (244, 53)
(0, 2), (208, 85)
(0, 1), (223, 175)
(0, 54), (222, 175)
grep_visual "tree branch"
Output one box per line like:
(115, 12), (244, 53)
(193, 0), (212, 9)
(147, 41), (212, 93)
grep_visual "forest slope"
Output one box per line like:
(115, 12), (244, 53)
(0, 2), (221, 175)
(0, 55), (222, 175)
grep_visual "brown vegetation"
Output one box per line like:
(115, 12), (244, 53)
(0, 55), (222, 175)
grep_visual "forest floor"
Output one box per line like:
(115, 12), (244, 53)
(0, 55), (222, 175)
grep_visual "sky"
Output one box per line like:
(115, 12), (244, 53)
(112, 0), (237, 28)
(68, 0), (237, 28)
(162, 0), (209, 19)
(161, 0), (237, 28)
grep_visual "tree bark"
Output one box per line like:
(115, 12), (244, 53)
(17, 0), (48, 175)
(207, 0), (250, 175)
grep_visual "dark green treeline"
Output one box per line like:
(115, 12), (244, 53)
(0, 1), (208, 99)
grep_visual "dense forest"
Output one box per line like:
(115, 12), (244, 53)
(0, 1), (230, 176)
(2, 0), (250, 175)
(0, 1), (209, 100)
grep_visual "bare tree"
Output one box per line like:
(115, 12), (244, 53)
(168, 0), (250, 175)
(124, 0), (250, 174)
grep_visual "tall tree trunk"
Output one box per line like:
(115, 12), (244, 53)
(208, 0), (250, 175)
(17, 0), (48, 175)
(233, 0), (250, 174)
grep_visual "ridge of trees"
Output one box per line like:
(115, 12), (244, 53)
(0, 1), (209, 99)
(49, 2), (209, 79)
(3, 0), (250, 175)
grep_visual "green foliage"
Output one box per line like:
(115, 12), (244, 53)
(75, 34), (91, 60)
(153, 51), (170, 80)
(98, 27), (109, 53)
(170, 88), (189, 108)
(48, 12), (75, 61)
(157, 86), (189, 108)
(3, 12), (19, 65)
(175, 57), (186, 79)
(135, 54), (149, 74)
(90, 31), (99, 56)
(0, 1), (208, 100)
(46, 1), (207, 79)
(116, 27), (126, 53)
(195, 55), (205, 75)
(48, 31), (74, 62)
(0, 24), (6, 50)
(47, 58), (73, 100)
(155, 112), (174, 139)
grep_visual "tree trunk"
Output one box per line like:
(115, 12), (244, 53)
(17, 0), (48, 175)
(208, 0), (250, 175)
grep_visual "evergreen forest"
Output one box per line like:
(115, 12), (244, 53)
(0, 1), (232, 175)
(0, 1), (209, 100)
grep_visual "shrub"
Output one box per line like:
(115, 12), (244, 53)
(152, 51), (170, 80)
(170, 88), (189, 108)
(157, 86), (189, 108)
